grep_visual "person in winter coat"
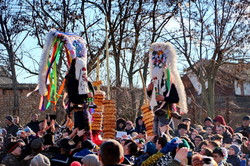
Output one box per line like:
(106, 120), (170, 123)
(235, 115), (250, 133)
(116, 118), (126, 132)
(213, 115), (234, 135)
(227, 144), (241, 166)
(26, 113), (40, 134)
(125, 121), (136, 135)
(212, 147), (232, 166)
(135, 116), (146, 134)
(216, 125), (232, 144)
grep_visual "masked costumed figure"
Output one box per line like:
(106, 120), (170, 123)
(38, 29), (95, 140)
(147, 42), (188, 136)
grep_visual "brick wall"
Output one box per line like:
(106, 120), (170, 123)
(0, 87), (65, 128)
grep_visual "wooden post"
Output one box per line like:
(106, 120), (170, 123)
(105, 16), (110, 100)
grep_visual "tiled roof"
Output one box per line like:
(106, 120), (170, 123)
(0, 66), (13, 84)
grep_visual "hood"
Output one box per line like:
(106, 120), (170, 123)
(214, 115), (226, 125)
(116, 118), (126, 131)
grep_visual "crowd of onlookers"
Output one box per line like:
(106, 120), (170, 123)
(0, 113), (250, 166)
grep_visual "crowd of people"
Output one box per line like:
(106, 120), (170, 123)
(0, 113), (250, 166)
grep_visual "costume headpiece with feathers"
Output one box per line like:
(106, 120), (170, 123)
(37, 29), (88, 111)
(148, 42), (187, 114)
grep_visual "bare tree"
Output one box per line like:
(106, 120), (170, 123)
(0, 0), (32, 115)
(166, 0), (249, 117)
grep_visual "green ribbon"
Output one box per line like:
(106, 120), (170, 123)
(166, 68), (171, 90)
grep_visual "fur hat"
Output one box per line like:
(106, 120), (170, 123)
(6, 141), (19, 153)
(81, 154), (100, 166)
(30, 153), (50, 166)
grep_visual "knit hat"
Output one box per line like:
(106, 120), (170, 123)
(70, 161), (81, 166)
(178, 139), (190, 149)
(144, 141), (157, 155)
(204, 117), (213, 123)
(242, 115), (250, 121)
(31, 138), (44, 150)
(82, 139), (96, 150)
(16, 130), (25, 136)
(23, 126), (34, 133)
(178, 123), (188, 130)
(30, 153), (50, 166)
(6, 142), (19, 153)
(5, 115), (14, 122)
(230, 144), (240, 155)
(81, 154), (100, 166)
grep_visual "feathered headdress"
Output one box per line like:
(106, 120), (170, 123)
(38, 29), (88, 111)
(148, 42), (187, 114)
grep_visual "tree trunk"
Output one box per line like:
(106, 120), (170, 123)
(7, 49), (19, 116)
(207, 77), (215, 118)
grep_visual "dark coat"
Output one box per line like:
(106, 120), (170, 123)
(222, 130), (233, 144)
(1, 153), (20, 166)
(147, 84), (179, 104)
(135, 116), (146, 134)
(26, 120), (40, 133)
(125, 128), (136, 135)
(51, 153), (72, 166)
(227, 155), (241, 166)
(5, 124), (18, 137)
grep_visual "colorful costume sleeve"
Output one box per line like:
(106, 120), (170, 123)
(38, 29), (88, 111)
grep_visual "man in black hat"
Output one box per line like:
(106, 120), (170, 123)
(235, 115), (250, 133)
(4, 115), (18, 137)
(176, 123), (189, 137)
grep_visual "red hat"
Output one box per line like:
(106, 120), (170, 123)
(70, 161), (81, 166)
